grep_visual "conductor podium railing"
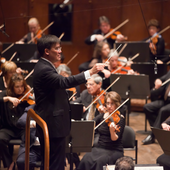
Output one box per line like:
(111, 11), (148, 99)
(25, 108), (50, 170)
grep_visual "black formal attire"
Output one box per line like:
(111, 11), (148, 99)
(19, 32), (34, 44)
(0, 76), (6, 91)
(16, 105), (41, 170)
(77, 112), (125, 170)
(144, 70), (170, 131)
(157, 117), (170, 170)
(33, 58), (88, 170)
(85, 29), (115, 49)
(0, 90), (29, 168)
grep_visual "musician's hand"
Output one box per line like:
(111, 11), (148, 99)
(109, 122), (116, 131)
(8, 97), (20, 107)
(89, 63), (105, 75)
(127, 69), (135, 75)
(116, 34), (126, 42)
(83, 106), (86, 113)
(162, 123), (170, 131)
(155, 79), (162, 89)
(95, 34), (104, 41)
(98, 105), (106, 113)
(157, 60), (163, 64)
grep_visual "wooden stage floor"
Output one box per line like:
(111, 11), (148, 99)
(0, 112), (164, 170)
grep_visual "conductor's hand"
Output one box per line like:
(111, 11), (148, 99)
(155, 79), (162, 89)
(89, 63), (105, 76)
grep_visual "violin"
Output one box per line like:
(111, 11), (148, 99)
(149, 35), (158, 55)
(93, 90), (106, 109)
(18, 88), (35, 105)
(105, 110), (121, 132)
(34, 29), (43, 44)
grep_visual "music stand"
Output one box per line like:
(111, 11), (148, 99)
(65, 121), (95, 170)
(110, 74), (150, 132)
(2, 43), (37, 61)
(115, 42), (150, 62)
(131, 63), (167, 88)
(151, 127), (170, 156)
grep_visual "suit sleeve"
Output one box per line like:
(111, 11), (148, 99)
(85, 29), (100, 45)
(163, 117), (170, 125)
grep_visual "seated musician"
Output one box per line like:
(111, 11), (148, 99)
(85, 16), (126, 48)
(79, 41), (111, 78)
(73, 74), (103, 120)
(142, 70), (170, 145)
(107, 49), (135, 74)
(156, 117), (170, 170)
(16, 104), (41, 170)
(0, 61), (25, 92)
(56, 64), (80, 97)
(17, 17), (42, 44)
(77, 91), (125, 170)
(0, 73), (33, 170)
(146, 19), (165, 63)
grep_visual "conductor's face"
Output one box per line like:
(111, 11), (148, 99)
(45, 43), (62, 63)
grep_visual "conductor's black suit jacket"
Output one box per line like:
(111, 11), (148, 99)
(33, 58), (86, 138)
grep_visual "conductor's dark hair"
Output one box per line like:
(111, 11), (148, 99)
(37, 34), (61, 56)
(115, 156), (134, 170)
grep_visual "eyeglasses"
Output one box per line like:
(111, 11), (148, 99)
(56, 47), (62, 51)
(85, 83), (95, 87)
(106, 102), (115, 107)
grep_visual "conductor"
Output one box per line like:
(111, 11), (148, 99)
(33, 34), (105, 170)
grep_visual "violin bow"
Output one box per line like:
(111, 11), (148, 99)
(9, 51), (17, 61)
(104, 19), (129, 39)
(66, 52), (79, 66)
(161, 78), (170, 86)
(2, 43), (14, 54)
(0, 24), (4, 29)
(59, 32), (65, 40)
(19, 87), (34, 102)
(94, 98), (129, 130)
(69, 92), (77, 101)
(24, 69), (34, 80)
(28, 21), (54, 44)
(118, 43), (127, 56)
(105, 44), (122, 63)
(146, 26), (170, 42)
(85, 76), (120, 111)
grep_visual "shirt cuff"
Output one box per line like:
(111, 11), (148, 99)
(84, 70), (91, 80)
(90, 35), (96, 42)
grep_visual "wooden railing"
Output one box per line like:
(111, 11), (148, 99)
(25, 108), (50, 170)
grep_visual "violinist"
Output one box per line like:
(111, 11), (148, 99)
(146, 19), (165, 63)
(77, 91), (125, 170)
(73, 74), (103, 120)
(0, 73), (32, 170)
(107, 49), (135, 75)
(85, 16), (126, 48)
(17, 17), (43, 44)
(0, 61), (29, 92)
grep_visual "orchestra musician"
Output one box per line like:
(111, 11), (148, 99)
(142, 70), (170, 145)
(77, 91), (125, 170)
(0, 61), (26, 92)
(0, 73), (32, 170)
(33, 34), (105, 170)
(85, 16), (126, 48)
(106, 49), (135, 74)
(146, 19), (165, 63)
(17, 17), (43, 44)
(72, 74), (103, 120)
(156, 117), (170, 170)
